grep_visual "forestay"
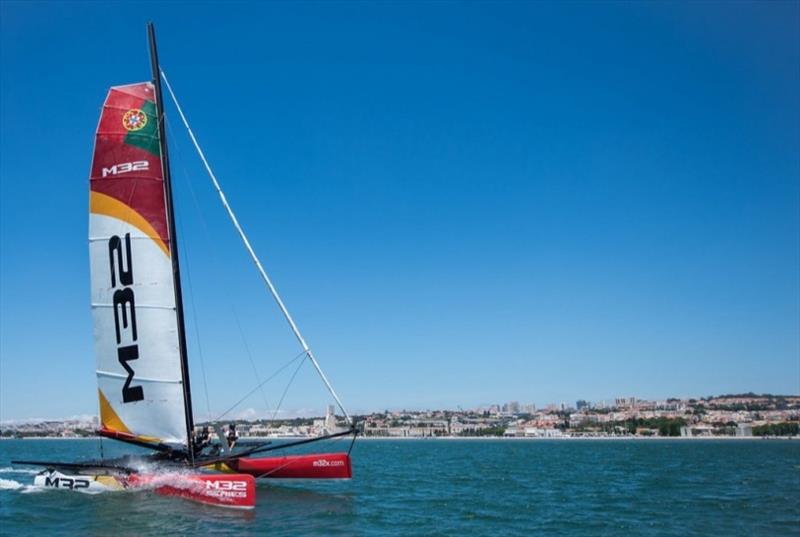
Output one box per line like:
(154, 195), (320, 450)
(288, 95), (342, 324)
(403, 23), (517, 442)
(88, 82), (187, 445)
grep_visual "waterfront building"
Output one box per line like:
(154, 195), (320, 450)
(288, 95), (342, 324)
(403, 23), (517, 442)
(324, 404), (337, 434)
(735, 424), (753, 437)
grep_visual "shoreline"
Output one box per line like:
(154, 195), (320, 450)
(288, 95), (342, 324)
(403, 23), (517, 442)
(352, 435), (799, 441)
(2, 435), (797, 441)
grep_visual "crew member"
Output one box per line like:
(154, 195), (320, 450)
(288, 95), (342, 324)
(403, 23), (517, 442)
(227, 423), (239, 450)
(194, 426), (211, 455)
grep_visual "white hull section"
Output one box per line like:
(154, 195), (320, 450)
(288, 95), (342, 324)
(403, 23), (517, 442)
(33, 470), (124, 493)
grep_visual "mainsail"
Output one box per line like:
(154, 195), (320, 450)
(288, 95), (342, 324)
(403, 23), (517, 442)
(88, 82), (188, 446)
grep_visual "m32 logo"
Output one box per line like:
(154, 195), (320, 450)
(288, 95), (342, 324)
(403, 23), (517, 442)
(109, 233), (143, 403)
(205, 480), (249, 498)
(206, 480), (248, 491)
(102, 161), (149, 178)
(44, 476), (90, 490)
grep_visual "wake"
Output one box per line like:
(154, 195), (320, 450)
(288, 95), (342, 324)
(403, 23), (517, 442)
(0, 477), (43, 494)
(0, 466), (39, 475)
(1, 467), (214, 497)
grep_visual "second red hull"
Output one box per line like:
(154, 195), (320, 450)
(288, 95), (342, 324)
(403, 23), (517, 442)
(212, 453), (352, 479)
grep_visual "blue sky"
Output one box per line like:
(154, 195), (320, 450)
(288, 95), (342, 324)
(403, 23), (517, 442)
(1, 2), (798, 421)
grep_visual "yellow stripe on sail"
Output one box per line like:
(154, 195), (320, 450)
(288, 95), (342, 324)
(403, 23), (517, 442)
(98, 389), (162, 444)
(98, 388), (132, 434)
(90, 191), (169, 257)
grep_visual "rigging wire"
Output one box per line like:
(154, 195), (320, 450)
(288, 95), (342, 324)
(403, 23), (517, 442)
(230, 307), (273, 414)
(160, 68), (352, 425)
(166, 115), (276, 421)
(270, 351), (307, 422)
(165, 117), (212, 420)
(214, 350), (307, 423)
(176, 221), (212, 420)
(162, 122), (317, 427)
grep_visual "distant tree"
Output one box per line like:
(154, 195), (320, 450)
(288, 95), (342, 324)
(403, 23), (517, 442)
(752, 422), (799, 437)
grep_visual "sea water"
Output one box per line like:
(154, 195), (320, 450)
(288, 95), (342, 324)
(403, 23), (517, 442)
(0, 438), (798, 536)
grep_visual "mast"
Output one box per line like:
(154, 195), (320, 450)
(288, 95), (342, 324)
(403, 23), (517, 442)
(147, 22), (195, 459)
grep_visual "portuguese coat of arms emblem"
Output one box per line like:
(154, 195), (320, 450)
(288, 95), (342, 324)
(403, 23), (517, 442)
(122, 109), (147, 131)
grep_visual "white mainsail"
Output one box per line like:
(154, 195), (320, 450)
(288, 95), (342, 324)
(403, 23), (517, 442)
(88, 82), (187, 445)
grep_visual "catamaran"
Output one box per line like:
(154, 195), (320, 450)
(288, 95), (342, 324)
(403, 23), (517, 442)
(12, 23), (357, 509)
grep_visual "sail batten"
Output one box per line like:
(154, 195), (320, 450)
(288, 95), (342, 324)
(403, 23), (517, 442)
(96, 371), (183, 384)
(92, 304), (176, 310)
(88, 81), (188, 446)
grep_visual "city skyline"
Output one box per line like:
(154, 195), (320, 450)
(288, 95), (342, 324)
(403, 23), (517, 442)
(4, 393), (797, 441)
(3, 390), (797, 424)
(2, 2), (798, 421)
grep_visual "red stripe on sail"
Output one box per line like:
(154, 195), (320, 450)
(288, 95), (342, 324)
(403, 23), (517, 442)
(90, 82), (170, 253)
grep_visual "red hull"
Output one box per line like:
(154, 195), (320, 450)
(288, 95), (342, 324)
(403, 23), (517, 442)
(126, 473), (256, 509)
(219, 453), (352, 479)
